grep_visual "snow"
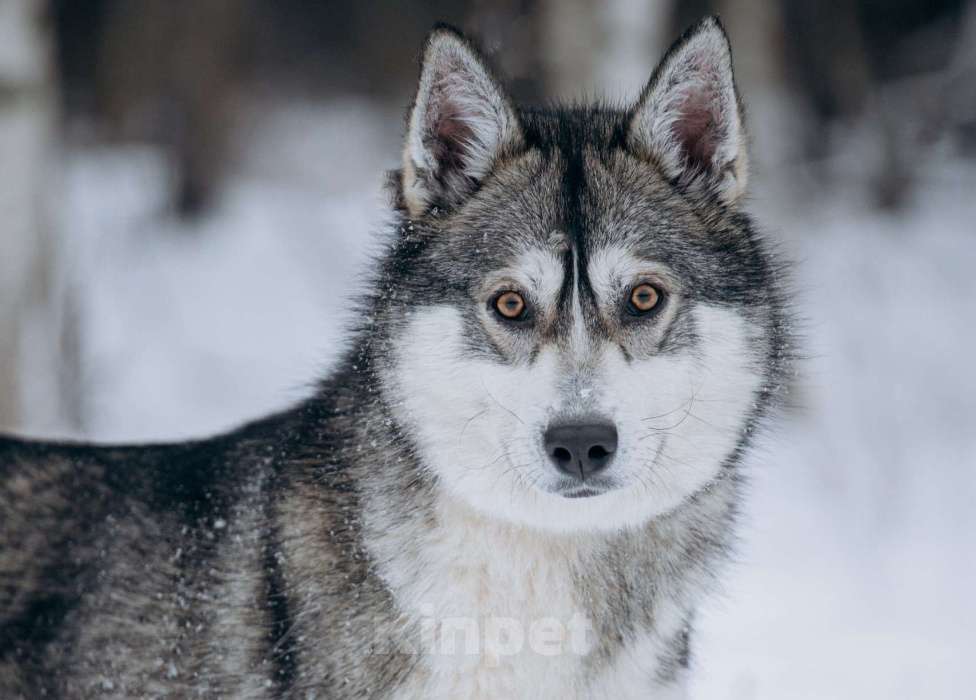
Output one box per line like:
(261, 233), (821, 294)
(56, 101), (397, 441)
(24, 98), (976, 697)
(690, 161), (976, 698)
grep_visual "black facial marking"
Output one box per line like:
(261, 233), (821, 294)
(387, 102), (787, 376)
(518, 108), (616, 346)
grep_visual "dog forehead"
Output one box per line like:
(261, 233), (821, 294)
(441, 135), (700, 279)
(581, 154), (696, 246)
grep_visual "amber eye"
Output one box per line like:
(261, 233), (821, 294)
(628, 283), (661, 314)
(494, 291), (526, 320)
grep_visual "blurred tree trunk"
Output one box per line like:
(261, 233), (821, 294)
(946, 1), (976, 153)
(715, 0), (802, 168)
(465, 0), (545, 105)
(540, 0), (673, 101)
(0, 0), (70, 432)
(96, 0), (249, 218)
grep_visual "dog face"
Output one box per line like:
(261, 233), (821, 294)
(378, 19), (783, 532)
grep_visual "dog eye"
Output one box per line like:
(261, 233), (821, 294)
(494, 291), (527, 320)
(627, 284), (662, 315)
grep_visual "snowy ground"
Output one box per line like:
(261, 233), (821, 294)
(25, 99), (976, 698)
(692, 158), (976, 698)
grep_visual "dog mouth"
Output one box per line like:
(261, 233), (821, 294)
(561, 486), (606, 499)
(551, 475), (617, 499)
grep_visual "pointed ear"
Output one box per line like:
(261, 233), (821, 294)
(628, 17), (748, 205)
(401, 26), (523, 217)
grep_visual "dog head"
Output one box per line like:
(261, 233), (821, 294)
(376, 18), (787, 532)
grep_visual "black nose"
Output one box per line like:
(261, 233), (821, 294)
(544, 422), (618, 480)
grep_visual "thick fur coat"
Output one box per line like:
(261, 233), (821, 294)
(1, 17), (792, 699)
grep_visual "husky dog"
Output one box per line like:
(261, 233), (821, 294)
(0, 17), (791, 699)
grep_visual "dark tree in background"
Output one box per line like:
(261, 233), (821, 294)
(0, 0), (78, 433)
(46, 0), (976, 215)
(54, 0), (251, 217)
(51, 0), (546, 218)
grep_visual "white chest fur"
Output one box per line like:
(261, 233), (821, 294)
(375, 497), (687, 699)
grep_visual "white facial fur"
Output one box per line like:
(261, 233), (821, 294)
(382, 245), (764, 533)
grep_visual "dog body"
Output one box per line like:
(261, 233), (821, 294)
(1, 18), (791, 699)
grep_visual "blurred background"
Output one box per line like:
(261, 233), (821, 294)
(1, 0), (974, 696)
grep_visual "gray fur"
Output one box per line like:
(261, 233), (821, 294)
(1, 17), (793, 699)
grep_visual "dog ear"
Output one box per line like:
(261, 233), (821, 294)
(628, 16), (748, 205)
(401, 25), (523, 217)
